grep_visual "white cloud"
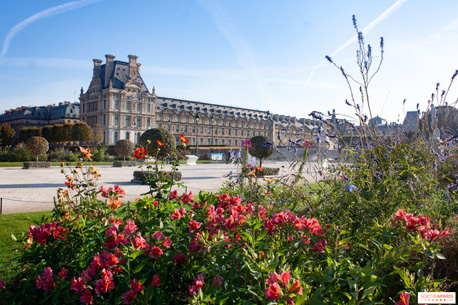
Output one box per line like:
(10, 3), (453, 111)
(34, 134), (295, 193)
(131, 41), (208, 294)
(0, 0), (103, 59)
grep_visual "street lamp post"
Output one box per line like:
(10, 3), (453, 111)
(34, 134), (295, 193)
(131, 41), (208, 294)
(195, 113), (200, 156)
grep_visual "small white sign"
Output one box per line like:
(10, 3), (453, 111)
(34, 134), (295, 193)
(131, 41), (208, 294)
(418, 292), (456, 304)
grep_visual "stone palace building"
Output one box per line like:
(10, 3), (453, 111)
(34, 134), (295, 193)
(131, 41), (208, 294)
(79, 54), (322, 146)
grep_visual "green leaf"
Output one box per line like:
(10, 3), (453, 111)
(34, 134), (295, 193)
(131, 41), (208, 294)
(11, 234), (17, 241)
(134, 259), (147, 273)
(256, 230), (268, 241)
(129, 249), (145, 260)
(238, 231), (253, 244)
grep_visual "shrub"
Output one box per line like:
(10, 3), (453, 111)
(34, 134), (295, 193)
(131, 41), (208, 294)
(114, 140), (134, 161)
(133, 170), (182, 182)
(92, 146), (107, 162)
(65, 151), (79, 162)
(139, 128), (176, 159)
(26, 137), (49, 162)
(248, 135), (274, 167)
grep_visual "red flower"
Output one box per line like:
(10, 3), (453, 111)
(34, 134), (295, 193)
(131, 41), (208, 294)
(80, 289), (93, 304)
(58, 267), (68, 279)
(180, 135), (188, 143)
(169, 190), (178, 200)
(152, 230), (164, 241)
(395, 292), (410, 305)
(189, 220), (201, 233)
(121, 289), (136, 304)
(0, 279), (6, 289)
(123, 220), (138, 235)
(173, 253), (186, 264)
(162, 236), (172, 248)
(130, 279), (144, 293)
(150, 246), (163, 258)
(311, 239), (327, 253)
(79, 146), (93, 161)
(71, 277), (87, 293)
(133, 147), (147, 160)
(171, 209), (182, 220)
(264, 282), (282, 301)
(151, 274), (161, 286)
(157, 140), (164, 146)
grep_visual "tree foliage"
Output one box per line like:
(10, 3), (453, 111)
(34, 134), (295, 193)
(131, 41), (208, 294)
(139, 128), (176, 158)
(0, 123), (16, 151)
(63, 123), (74, 143)
(41, 125), (53, 142)
(114, 139), (134, 160)
(248, 135), (274, 167)
(92, 124), (104, 143)
(72, 122), (93, 144)
(52, 124), (65, 144)
(26, 136), (49, 161)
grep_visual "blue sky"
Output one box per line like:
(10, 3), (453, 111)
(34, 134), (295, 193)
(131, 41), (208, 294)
(1, 0), (458, 123)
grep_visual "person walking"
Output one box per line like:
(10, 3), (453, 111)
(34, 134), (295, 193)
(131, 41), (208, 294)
(226, 149), (232, 164)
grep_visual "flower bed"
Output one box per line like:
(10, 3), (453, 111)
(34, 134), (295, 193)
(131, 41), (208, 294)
(112, 161), (137, 167)
(22, 161), (51, 169)
(132, 170), (182, 182)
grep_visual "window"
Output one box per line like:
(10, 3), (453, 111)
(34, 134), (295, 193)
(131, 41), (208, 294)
(147, 117), (150, 128)
(192, 126), (195, 133)
(137, 103), (140, 111)
(114, 132), (118, 143)
(235, 140), (238, 146)
(184, 125), (188, 132)
(125, 116), (130, 127)
(200, 126), (203, 133)
(192, 138), (195, 145)
(176, 125), (179, 132)
(167, 115), (170, 121)
(136, 116), (140, 127)
(215, 128), (217, 135)
(167, 124), (170, 131)
(235, 129), (237, 136)
(104, 100), (106, 109)
(175, 116), (179, 122)
(115, 100), (119, 109)
(184, 117), (187, 123)
(229, 140), (231, 145)
(200, 138), (203, 145)
(126, 132), (130, 140)
(222, 139), (225, 145)
(208, 127), (210, 134)
(222, 128), (224, 135)
(208, 139), (210, 145)
(114, 114), (119, 126)
(158, 123), (161, 128)
(103, 115), (106, 126)
(82, 104), (85, 112)
(126, 101), (130, 111)
(147, 104), (151, 113)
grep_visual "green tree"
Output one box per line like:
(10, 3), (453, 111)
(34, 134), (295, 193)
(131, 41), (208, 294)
(26, 136), (49, 162)
(248, 135), (274, 167)
(0, 123), (16, 152)
(139, 128), (176, 158)
(52, 124), (65, 145)
(72, 122), (93, 144)
(114, 139), (134, 161)
(63, 123), (74, 144)
(27, 127), (41, 139)
(41, 125), (53, 143)
(92, 124), (104, 144)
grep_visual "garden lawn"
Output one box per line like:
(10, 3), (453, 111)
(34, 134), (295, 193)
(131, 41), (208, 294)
(0, 161), (113, 167)
(0, 211), (52, 278)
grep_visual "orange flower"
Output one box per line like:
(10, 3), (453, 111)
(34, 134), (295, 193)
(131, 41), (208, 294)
(255, 166), (263, 171)
(107, 197), (124, 210)
(179, 135), (188, 144)
(133, 147), (148, 160)
(79, 146), (93, 161)
(157, 140), (164, 146)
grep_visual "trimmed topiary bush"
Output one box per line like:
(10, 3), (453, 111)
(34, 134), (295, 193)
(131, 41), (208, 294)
(139, 128), (176, 159)
(26, 136), (49, 162)
(114, 140), (134, 161)
(23, 161), (51, 169)
(132, 170), (182, 182)
(248, 135), (274, 167)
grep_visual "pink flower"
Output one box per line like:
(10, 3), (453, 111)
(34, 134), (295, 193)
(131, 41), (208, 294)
(264, 282), (282, 301)
(265, 272), (280, 285)
(113, 185), (125, 197)
(71, 277), (87, 293)
(150, 246), (163, 258)
(287, 279), (303, 295)
(123, 220), (138, 235)
(162, 236), (172, 248)
(212, 276), (222, 287)
(303, 141), (312, 148)
(171, 209), (182, 220)
(58, 267), (68, 279)
(188, 273), (205, 295)
(133, 232), (148, 250)
(151, 274), (161, 286)
(130, 279), (144, 293)
(279, 271), (291, 288)
(242, 141), (252, 148)
(168, 190), (178, 200)
(395, 292), (410, 305)
(121, 289), (136, 304)
(258, 205), (267, 219)
(311, 239), (327, 253)
(181, 192), (194, 203)
(189, 220), (201, 233)
(174, 253), (186, 264)
(100, 186), (108, 197)
(80, 289), (93, 304)
(42, 267), (53, 281)
(152, 230), (164, 241)
(0, 279), (6, 289)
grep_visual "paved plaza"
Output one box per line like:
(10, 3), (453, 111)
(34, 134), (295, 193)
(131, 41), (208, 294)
(0, 162), (321, 214)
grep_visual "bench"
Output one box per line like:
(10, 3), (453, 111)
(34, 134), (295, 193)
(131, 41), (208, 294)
(185, 155), (199, 165)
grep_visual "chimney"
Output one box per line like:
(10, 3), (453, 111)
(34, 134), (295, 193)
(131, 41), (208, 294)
(128, 54), (138, 66)
(105, 54), (115, 64)
(93, 59), (103, 67)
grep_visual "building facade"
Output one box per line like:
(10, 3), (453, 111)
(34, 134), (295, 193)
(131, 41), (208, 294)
(0, 102), (79, 132)
(80, 54), (322, 146)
